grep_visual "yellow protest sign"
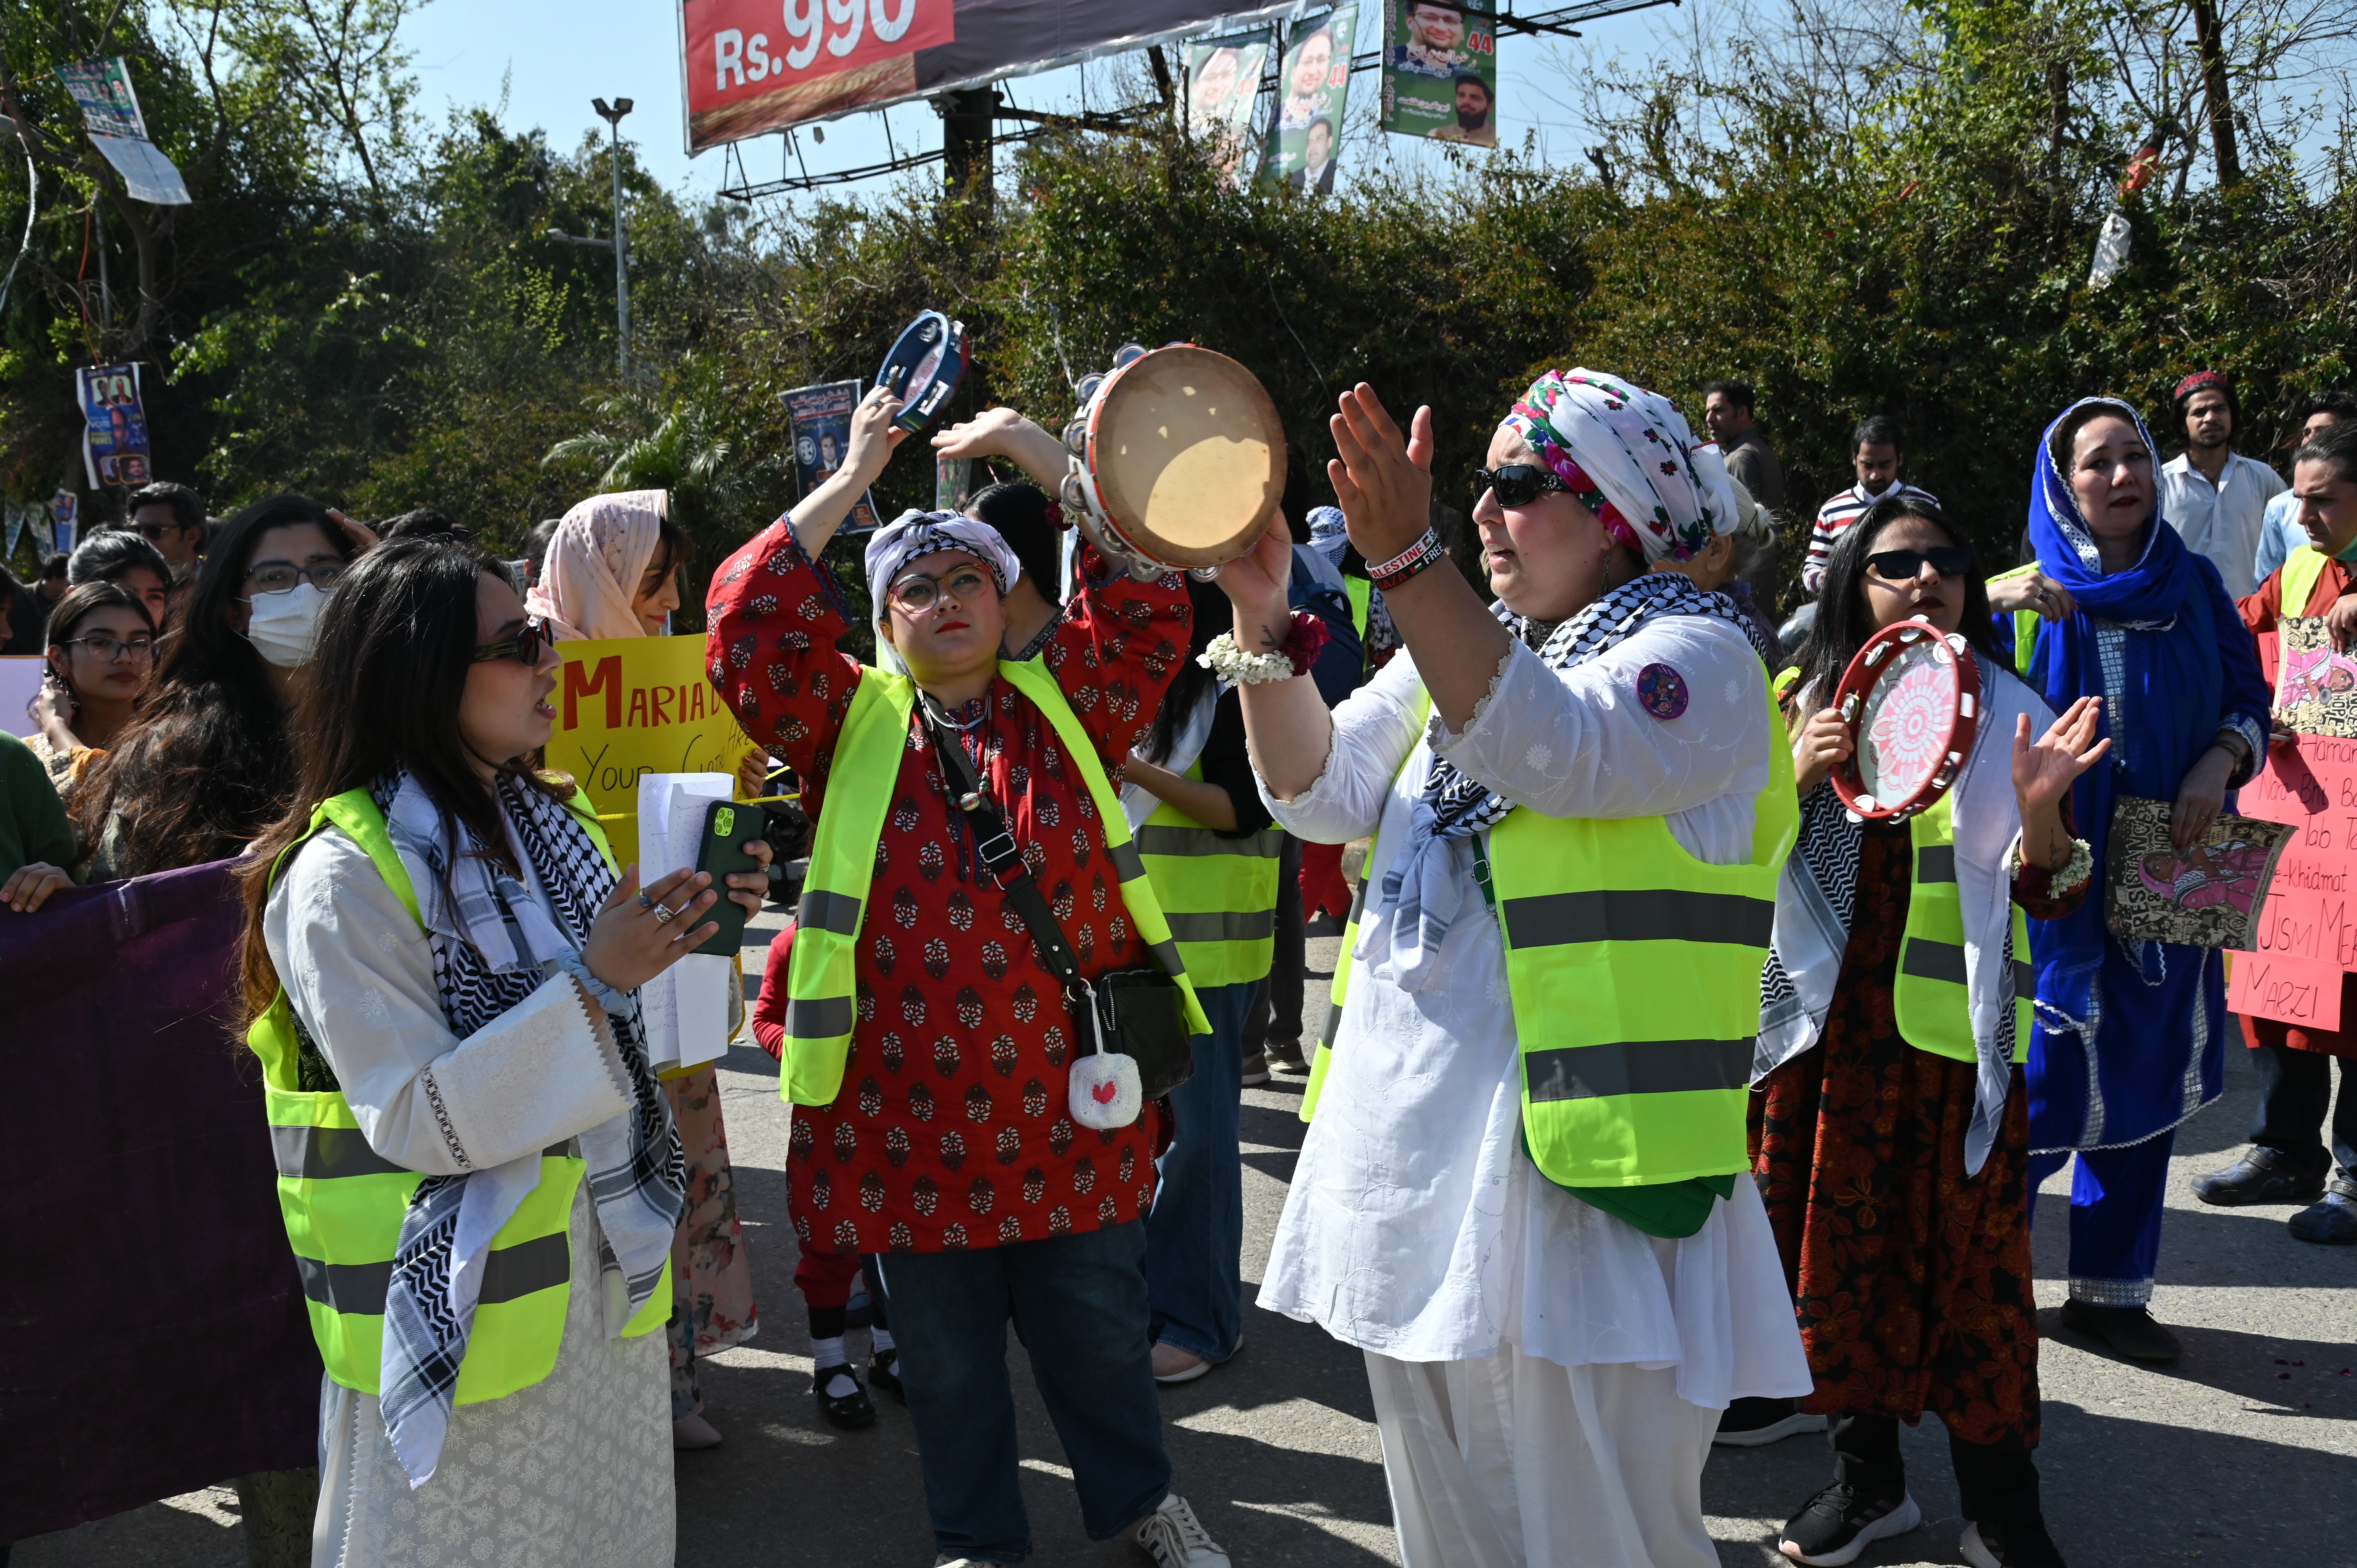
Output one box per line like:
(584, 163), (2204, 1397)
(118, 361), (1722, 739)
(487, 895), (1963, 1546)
(549, 634), (758, 869)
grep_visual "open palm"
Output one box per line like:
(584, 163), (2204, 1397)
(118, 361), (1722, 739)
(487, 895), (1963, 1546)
(2012, 696), (2109, 812)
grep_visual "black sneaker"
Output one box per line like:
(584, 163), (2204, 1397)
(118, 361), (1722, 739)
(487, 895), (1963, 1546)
(813, 1363), (875, 1429)
(1960, 1518), (2068, 1568)
(1240, 1051), (1270, 1087)
(1778, 1482), (1921, 1567)
(2288, 1179), (2357, 1245)
(868, 1347), (907, 1404)
(2193, 1148), (2326, 1206)
(2058, 1298), (2180, 1363)
(1266, 1038), (1308, 1074)
(1713, 1396), (1828, 1448)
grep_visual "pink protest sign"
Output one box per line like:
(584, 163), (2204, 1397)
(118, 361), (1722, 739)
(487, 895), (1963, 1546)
(2240, 736), (2357, 970)
(2226, 951), (2344, 1031)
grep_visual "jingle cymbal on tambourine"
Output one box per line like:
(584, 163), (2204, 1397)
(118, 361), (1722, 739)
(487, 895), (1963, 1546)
(876, 311), (967, 433)
(1829, 616), (1983, 823)
(1063, 343), (1286, 577)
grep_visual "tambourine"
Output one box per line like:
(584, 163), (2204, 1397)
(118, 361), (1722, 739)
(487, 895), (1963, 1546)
(876, 311), (966, 433)
(1829, 616), (1983, 822)
(1056, 342), (1285, 581)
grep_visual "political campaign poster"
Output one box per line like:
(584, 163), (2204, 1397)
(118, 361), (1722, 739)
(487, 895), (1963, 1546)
(52, 57), (191, 205)
(77, 362), (150, 489)
(784, 379), (883, 534)
(2, 505), (23, 564)
(1185, 30), (1272, 186)
(679, 0), (1307, 152)
(552, 634), (762, 870)
(1379, 0), (1496, 148)
(1262, 6), (1356, 193)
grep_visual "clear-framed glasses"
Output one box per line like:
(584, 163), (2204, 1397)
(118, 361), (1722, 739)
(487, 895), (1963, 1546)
(887, 565), (994, 613)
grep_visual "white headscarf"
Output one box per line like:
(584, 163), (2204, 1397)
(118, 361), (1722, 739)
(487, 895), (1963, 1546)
(861, 509), (1025, 678)
(527, 489), (669, 641)
(1504, 369), (1741, 563)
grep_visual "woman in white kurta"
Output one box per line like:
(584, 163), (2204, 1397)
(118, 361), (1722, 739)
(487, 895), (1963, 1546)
(1225, 374), (1811, 1568)
(242, 537), (768, 1566)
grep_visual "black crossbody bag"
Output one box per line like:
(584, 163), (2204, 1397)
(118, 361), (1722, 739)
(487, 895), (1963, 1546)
(917, 698), (1196, 1101)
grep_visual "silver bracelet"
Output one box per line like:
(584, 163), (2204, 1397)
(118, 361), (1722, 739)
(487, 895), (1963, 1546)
(557, 951), (629, 1016)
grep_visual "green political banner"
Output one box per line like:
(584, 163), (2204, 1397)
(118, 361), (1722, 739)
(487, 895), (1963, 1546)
(1378, 0), (1496, 149)
(1184, 30), (1273, 186)
(1261, 6), (1356, 193)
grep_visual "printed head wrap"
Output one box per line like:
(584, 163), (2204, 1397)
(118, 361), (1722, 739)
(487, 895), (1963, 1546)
(863, 508), (1023, 621)
(1503, 369), (1739, 563)
(527, 489), (670, 642)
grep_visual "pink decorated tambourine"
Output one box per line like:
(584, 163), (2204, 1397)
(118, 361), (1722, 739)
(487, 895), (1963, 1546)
(1829, 616), (1983, 823)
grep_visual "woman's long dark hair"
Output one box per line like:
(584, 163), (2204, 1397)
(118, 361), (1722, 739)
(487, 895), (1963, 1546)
(74, 494), (364, 876)
(44, 581), (157, 693)
(1790, 494), (1999, 717)
(1143, 573), (1229, 764)
(238, 537), (574, 1018)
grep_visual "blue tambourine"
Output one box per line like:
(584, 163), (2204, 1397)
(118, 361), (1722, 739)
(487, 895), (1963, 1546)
(876, 311), (966, 433)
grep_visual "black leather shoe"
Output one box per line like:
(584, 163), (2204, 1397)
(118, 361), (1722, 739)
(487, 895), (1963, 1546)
(813, 1363), (876, 1429)
(2193, 1147), (2325, 1206)
(868, 1346), (907, 1404)
(2288, 1179), (2357, 1245)
(2059, 1298), (2180, 1363)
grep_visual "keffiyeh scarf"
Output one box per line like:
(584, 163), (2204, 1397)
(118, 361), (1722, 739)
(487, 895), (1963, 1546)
(372, 769), (685, 1487)
(1370, 573), (1767, 990)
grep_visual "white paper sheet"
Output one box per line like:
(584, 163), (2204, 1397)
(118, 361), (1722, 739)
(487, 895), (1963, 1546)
(633, 772), (736, 1070)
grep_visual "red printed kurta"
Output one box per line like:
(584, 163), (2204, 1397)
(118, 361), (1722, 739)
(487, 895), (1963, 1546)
(706, 519), (1190, 1252)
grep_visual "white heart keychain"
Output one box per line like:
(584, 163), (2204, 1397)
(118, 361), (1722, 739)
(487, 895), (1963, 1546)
(1066, 985), (1141, 1130)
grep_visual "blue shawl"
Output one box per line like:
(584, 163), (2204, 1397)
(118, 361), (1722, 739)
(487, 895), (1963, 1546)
(2023, 397), (2263, 1046)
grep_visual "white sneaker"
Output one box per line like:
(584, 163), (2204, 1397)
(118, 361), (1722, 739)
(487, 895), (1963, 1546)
(1133, 1493), (1231, 1567)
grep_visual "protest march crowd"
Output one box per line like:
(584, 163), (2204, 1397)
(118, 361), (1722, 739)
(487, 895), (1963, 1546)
(2, 357), (2354, 1568)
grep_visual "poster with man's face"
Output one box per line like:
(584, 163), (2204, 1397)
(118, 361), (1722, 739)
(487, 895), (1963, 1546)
(1184, 31), (1272, 185)
(1380, 0), (1495, 148)
(1260, 6), (1356, 193)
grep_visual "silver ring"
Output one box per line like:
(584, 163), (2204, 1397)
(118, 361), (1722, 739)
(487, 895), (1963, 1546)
(652, 902), (677, 923)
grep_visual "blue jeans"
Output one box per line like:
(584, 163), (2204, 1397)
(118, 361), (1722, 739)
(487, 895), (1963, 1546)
(871, 1221), (1171, 1563)
(1145, 977), (1253, 1362)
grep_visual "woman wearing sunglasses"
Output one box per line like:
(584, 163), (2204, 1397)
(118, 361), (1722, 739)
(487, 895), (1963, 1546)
(1228, 370), (1808, 1568)
(1745, 494), (2106, 1568)
(77, 494), (366, 881)
(238, 535), (765, 1564)
(26, 582), (159, 808)
(527, 489), (769, 1452)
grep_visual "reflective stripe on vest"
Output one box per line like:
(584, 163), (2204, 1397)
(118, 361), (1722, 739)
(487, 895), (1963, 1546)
(1137, 755), (1283, 991)
(1890, 793), (2035, 1065)
(781, 659), (1211, 1108)
(2281, 544), (2332, 623)
(246, 786), (669, 1402)
(1986, 564), (2042, 679)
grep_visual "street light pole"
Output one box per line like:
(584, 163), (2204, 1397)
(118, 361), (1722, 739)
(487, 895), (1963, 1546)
(592, 96), (634, 380)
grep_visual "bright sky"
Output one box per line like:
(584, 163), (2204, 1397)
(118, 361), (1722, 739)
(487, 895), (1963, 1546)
(398, 0), (1678, 208)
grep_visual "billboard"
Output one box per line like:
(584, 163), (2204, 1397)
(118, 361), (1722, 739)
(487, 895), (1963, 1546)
(1260, 6), (1355, 192)
(1184, 31), (1272, 187)
(1378, 0), (1496, 148)
(679, 0), (1312, 152)
(77, 362), (151, 489)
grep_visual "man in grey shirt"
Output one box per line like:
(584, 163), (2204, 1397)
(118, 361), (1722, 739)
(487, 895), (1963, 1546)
(1703, 379), (1785, 512)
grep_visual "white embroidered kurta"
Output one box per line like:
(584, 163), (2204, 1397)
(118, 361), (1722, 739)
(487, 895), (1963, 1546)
(265, 828), (673, 1568)
(1256, 622), (1809, 1404)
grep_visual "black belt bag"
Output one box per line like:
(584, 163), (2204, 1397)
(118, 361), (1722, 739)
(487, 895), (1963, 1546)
(919, 700), (1196, 1123)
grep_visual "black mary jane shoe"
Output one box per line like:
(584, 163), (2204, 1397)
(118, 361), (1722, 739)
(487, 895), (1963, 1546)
(868, 1347), (907, 1405)
(2193, 1148), (2326, 1207)
(814, 1363), (876, 1429)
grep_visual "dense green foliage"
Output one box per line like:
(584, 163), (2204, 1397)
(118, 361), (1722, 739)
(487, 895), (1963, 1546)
(5, 0), (2353, 622)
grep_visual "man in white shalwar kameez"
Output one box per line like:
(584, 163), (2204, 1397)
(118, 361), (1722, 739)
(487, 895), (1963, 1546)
(1208, 373), (1812, 1568)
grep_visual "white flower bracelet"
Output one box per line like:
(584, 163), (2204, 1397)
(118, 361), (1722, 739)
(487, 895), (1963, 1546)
(1198, 632), (1298, 686)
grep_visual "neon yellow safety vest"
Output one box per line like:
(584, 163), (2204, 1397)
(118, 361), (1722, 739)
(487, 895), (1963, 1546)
(1138, 757), (1283, 992)
(1891, 791), (2035, 1064)
(1303, 675), (1800, 1190)
(781, 659), (1212, 1108)
(247, 788), (670, 1400)
(1987, 564), (2042, 679)
(2279, 544), (2333, 624)
(1346, 576), (1372, 644)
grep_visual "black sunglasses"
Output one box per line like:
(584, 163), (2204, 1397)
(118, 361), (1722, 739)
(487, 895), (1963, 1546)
(471, 616), (557, 666)
(1472, 464), (1571, 509)
(1864, 546), (1975, 582)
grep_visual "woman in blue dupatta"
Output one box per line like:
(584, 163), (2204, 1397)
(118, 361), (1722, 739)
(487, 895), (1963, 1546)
(2016, 399), (2269, 1366)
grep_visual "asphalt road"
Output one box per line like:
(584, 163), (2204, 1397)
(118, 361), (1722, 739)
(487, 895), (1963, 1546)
(20, 907), (2355, 1568)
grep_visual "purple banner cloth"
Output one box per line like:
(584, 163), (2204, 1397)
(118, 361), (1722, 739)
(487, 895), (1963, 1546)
(0, 860), (319, 1543)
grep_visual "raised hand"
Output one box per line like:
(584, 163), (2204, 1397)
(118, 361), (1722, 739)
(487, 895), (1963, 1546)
(2012, 696), (2110, 813)
(1327, 384), (1435, 567)
(1212, 509), (1295, 630)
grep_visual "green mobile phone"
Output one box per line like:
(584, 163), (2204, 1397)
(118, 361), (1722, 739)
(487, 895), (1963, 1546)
(693, 800), (761, 955)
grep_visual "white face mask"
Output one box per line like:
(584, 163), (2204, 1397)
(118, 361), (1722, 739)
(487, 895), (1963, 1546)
(244, 582), (329, 667)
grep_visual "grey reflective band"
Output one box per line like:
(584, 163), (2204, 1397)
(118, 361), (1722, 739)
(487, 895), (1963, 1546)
(295, 1232), (570, 1318)
(799, 888), (864, 936)
(1524, 1037), (1754, 1103)
(1917, 846), (1957, 883)
(1164, 909), (1277, 945)
(270, 1124), (407, 1181)
(1135, 826), (1285, 860)
(785, 994), (855, 1039)
(1346, 879), (1367, 923)
(1108, 839), (1146, 882)
(2013, 959), (2035, 998)
(1901, 937), (1969, 987)
(1148, 938), (1187, 979)
(1320, 996), (1343, 1049)
(1500, 889), (1773, 950)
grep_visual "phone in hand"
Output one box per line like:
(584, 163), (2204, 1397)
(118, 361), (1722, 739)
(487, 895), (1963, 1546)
(693, 800), (762, 956)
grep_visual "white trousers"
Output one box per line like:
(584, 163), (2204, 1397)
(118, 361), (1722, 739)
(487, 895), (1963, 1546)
(1364, 1344), (1720, 1568)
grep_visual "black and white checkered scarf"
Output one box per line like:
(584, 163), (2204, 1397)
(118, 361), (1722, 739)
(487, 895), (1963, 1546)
(371, 768), (684, 1487)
